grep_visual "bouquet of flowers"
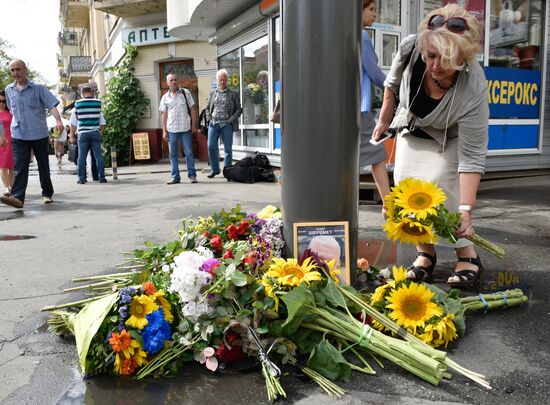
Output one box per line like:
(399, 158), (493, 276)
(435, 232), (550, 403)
(42, 204), (528, 401)
(244, 82), (266, 104)
(383, 178), (505, 259)
(368, 266), (528, 348)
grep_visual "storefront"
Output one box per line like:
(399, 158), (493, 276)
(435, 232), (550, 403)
(168, 0), (549, 172)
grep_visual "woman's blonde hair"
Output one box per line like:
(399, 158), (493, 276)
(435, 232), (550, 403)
(417, 4), (482, 71)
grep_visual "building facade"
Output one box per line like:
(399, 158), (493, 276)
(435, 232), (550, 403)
(58, 0), (217, 162)
(167, 0), (550, 173)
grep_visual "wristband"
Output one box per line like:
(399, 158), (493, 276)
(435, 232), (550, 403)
(458, 204), (473, 212)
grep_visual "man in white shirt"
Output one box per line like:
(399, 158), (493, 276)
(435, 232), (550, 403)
(159, 73), (198, 184)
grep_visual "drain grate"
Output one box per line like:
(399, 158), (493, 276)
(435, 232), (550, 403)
(0, 234), (36, 241)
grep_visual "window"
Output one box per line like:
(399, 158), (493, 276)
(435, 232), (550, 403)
(377, 0), (400, 25)
(219, 50), (242, 146)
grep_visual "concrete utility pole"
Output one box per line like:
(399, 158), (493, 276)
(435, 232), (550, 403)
(281, 0), (361, 284)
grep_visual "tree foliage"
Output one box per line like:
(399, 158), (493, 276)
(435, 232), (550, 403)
(102, 44), (147, 166)
(0, 37), (40, 90)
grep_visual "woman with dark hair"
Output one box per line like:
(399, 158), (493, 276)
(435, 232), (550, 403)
(372, 4), (489, 288)
(0, 90), (14, 196)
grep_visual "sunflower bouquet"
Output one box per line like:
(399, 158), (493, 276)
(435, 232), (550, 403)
(383, 178), (505, 259)
(368, 266), (528, 348)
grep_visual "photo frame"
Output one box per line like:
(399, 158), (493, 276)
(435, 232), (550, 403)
(293, 221), (351, 285)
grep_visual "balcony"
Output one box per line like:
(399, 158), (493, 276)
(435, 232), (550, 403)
(57, 54), (64, 67)
(59, 69), (69, 83)
(94, 0), (166, 18)
(68, 56), (92, 87)
(61, 0), (89, 28)
(58, 31), (79, 47)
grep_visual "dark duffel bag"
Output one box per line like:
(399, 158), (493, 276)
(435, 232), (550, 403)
(252, 152), (270, 169)
(223, 165), (261, 183)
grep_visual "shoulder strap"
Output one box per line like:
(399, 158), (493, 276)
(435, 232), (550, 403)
(179, 88), (192, 118)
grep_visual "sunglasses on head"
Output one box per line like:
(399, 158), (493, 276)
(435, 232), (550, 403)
(427, 14), (468, 34)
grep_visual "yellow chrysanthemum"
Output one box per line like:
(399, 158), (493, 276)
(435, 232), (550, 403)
(153, 290), (174, 323)
(126, 294), (158, 330)
(259, 278), (279, 312)
(386, 283), (443, 332)
(384, 217), (436, 245)
(265, 257), (322, 287)
(392, 265), (408, 283)
(393, 178), (446, 220)
(256, 205), (282, 220)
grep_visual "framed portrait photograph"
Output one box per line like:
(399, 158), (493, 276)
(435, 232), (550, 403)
(293, 221), (351, 285)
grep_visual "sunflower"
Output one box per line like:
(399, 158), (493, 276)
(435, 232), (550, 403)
(265, 257), (322, 287)
(370, 283), (393, 305)
(324, 259), (342, 284)
(392, 265), (408, 283)
(126, 294), (158, 329)
(114, 340), (148, 375)
(384, 217), (436, 245)
(393, 178), (446, 220)
(386, 283), (443, 332)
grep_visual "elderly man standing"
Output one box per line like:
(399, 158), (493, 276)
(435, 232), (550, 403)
(159, 72), (198, 184)
(69, 86), (107, 184)
(205, 69), (242, 178)
(1, 59), (64, 209)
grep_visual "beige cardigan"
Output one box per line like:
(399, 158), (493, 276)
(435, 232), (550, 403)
(385, 34), (489, 174)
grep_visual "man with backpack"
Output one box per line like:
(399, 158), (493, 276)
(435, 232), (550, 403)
(159, 72), (198, 184)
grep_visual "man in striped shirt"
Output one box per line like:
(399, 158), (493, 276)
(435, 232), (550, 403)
(69, 86), (107, 184)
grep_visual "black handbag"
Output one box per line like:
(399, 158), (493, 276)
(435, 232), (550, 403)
(68, 143), (77, 163)
(198, 108), (209, 136)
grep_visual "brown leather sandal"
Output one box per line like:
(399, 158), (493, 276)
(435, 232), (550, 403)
(447, 256), (484, 288)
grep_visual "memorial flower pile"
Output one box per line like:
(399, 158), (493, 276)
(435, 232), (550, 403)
(383, 178), (505, 258)
(43, 204), (526, 401)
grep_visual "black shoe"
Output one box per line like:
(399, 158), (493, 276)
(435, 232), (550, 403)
(99, 178), (107, 183)
(407, 252), (437, 283)
(207, 171), (220, 178)
(167, 178), (181, 185)
(77, 180), (86, 184)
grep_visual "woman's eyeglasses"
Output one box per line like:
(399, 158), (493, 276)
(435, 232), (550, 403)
(427, 14), (468, 34)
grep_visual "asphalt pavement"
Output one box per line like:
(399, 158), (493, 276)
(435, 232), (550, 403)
(0, 157), (549, 405)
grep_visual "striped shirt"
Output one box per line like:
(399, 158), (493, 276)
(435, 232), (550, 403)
(73, 97), (103, 133)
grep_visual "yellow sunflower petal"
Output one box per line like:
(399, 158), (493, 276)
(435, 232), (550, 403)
(393, 178), (447, 220)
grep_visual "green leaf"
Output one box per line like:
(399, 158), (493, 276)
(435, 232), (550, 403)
(424, 283), (449, 304)
(281, 286), (316, 334)
(308, 339), (351, 382)
(293, 328), (323, 354)
(321, 279), (347, 309)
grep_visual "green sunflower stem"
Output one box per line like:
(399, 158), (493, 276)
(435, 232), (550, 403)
(470, 233), (505, 259)
(288, 356), (346, 398)
(460, 289), (528, 313)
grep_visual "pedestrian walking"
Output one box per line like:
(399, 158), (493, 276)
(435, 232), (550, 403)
(360, 0), (390, 208)
(1, 59), (63, 209)
(69, 86), (107, 184)
(372, 4), (489, 288)
(205, 69), (242, 178)
(0, 90), (14, 196)
(160, 72), (198, 184)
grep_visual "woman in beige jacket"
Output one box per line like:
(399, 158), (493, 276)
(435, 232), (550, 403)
(372, 4), (489, 288)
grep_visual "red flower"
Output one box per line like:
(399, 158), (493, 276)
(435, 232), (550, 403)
(227, 224), (239, 241)
(143, 281), (156, 296)
(243, 253), (256, 268)
(210, 235), (222, 251)
(237, 221), (249, 235)
(223, 249), (234, 259)
(204, 231), (210, 238)
(216, 332), (246, 364)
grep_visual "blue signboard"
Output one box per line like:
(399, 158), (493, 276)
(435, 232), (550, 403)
(484, 67), (540, 119)
(488, 124), (538, 149)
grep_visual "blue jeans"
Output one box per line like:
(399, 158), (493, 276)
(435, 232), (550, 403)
(77, 130), (105, 182)
(168, 131), (196, 180)
(11, 137), (53, 202)
(207, 123), (234, 174)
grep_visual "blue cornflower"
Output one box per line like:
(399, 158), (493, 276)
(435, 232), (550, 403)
(142, 309), (172, 355)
